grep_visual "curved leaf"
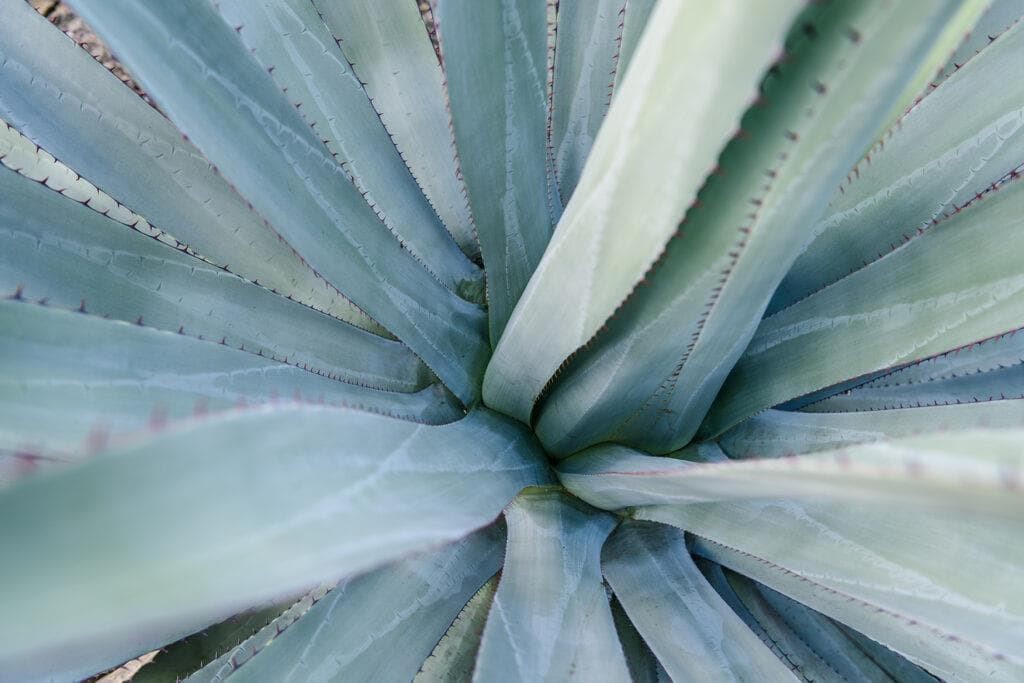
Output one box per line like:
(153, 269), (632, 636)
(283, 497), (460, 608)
(214, 0), (480, 293)
(484, 0), (802, 423)
(719, 403), (1024, 459)
(638, 497), (1024, 681)
(551, 0), (623, 199)
(536, 0), (970, 454)
(0, 408), (547, 681)
(772, 19), (1024, 313)
(434, 0), (556, 343)
(313, 0), (477, 257)
(415, 575), (499, 683)
(0, 1), (383, 335)
(133, 602), (293, 683)
(0, 300), (460, 474)
(472, 487), (628, 682)
(0, 163), (428, 392)
(187, 585), (333, 683)
(602, 520), (795, 681)
(219, 526), (504, 682)
(703, 175), (1024, 437)
(69, 0), (490, 404)
(560, 431), (1024, 518)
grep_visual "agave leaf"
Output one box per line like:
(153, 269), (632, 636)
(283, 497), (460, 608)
(612, 0), (656, 91)
(414, 574), (499, 683)
(535, 0), (970, 455)
(609, 597), (665, 683)
(637, 499), (1024, 681)
(0, 408), (547, 681)
(0, 164), (429, 392)
(804, 367), (1024, 413)
(550, 0), (623, 200)
(0, 300), (460, 474)
(433, 0), (556, 344)
(718, 403), (1024, 459)
(697, 549), (938, 682)
(703, 174), (1024, 437)
(483, 0), (803, 423)
(932, 0), (1023, 93)
(602, 520), (795, 681)
(559, 431), (1024, 518)
(722, 569), (919, 682)
(472, 487), (629, 681)
(312, 0), (477, 258)
(873, 0), (988, 131)
(771, 19), (1024, 314)
(790, 324), (1024, 412)
(68, 0), (489, 405)
(186, 585), (334, 683)
(215, 526), (504, 682)
(132, 602), (293, 683)
(834, 623), (940, 683)
(0, 1), (383, 336)
(213, 0), (480, 294)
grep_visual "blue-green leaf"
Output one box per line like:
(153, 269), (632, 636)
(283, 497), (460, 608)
(703, 174), (1024, 437)
(0, 1), (383, 335)
(313, 0), (478, 257)
(0, 408), (547, 681)
(0, 163), (428, 392)
(535, 0), (970, 454)
(771, 19), (1024, 314)
(213, 0), (481, 294)
(638, 493), (1024, 680)
(69, 0), (489, 404)
(472, 487), (629, 681)
(483, 0), (803, 423)
(434, 0), (556, 343)
(0, 300), (459, 478)
(551, 0), (623, 200)
(602, 521), (795, 681)
(218, 526), (504, 682)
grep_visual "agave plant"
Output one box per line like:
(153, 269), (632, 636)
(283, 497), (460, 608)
(1, 0), (1023, 680)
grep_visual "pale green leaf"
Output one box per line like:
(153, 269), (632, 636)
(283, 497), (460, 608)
(703, 174), (1024, 437)
(603, 520), (796, 681)
(933, 0), (1023, 92)
(772, 19), (1024, 313)
(313, 0), (477, 257)
(0, 164), (429, 392)
(0, 300), (459, 474)
(0, 2), (383, 335)
(535, 0), (970, 455)
(484, 0), (803, 423)
(220, 526), (504, 682)
(637, 499), (1024, 681)
(69, 0), (489, 404)
(719, 403), (1024, 459)
(415, 575), (499, 683)
(434, 0), (556, 343)
(0, 408), (547, 681)
(472, 487), (629, 682)
(214, 0), (480, 293)
(559, 430), (1024, 518)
